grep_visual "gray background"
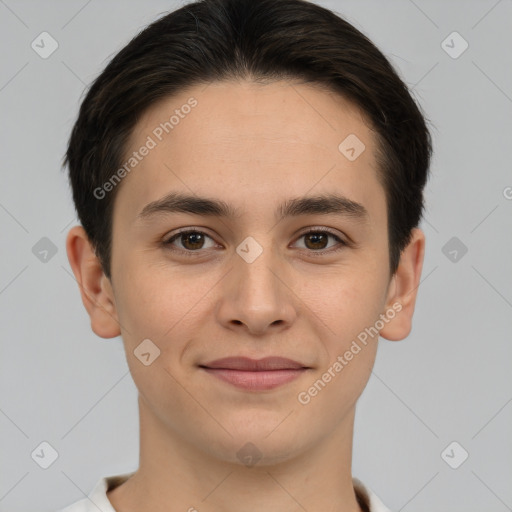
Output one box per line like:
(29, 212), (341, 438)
(0, 0), (511, 511)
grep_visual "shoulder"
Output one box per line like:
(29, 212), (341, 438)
(55, 473), (134, 512)
(353, 477), (393, 512)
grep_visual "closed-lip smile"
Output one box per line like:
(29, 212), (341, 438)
(199, 356), (310, 391)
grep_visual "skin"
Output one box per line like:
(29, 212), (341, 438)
(67, 79), (425, 512)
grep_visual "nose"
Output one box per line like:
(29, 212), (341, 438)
(215, 244), (297, 336)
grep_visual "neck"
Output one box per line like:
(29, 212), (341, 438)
(107, 394), (363, 512)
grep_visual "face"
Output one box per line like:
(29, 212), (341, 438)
(106, 80), (396, 464)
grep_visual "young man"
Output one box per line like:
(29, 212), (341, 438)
(61, 0), (432, 511)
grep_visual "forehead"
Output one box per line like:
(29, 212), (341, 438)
(115, 79), (384, 225)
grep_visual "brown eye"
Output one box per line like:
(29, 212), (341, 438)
(164, 230), (216, 252)
(294, 230), (346, 253)
(303, 232), (329, 250)
(180, 232), (205, 250)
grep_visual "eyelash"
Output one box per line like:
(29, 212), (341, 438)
(162, 228), (349, 258)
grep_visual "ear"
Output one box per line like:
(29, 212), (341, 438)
(65, 225), (121, 339)
(379, 228), (425, 341)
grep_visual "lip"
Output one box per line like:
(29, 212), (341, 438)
(199, 357), (310, 391)
(201, 356), (307, 371)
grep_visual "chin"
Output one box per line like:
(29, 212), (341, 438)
(202, 419), (311, 468)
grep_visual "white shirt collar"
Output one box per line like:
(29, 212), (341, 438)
(59, 472), (392, 512)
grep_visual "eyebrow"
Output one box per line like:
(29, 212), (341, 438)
(137, 191), (369, 224)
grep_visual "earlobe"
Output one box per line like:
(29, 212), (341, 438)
(379, 228), (425, 342)
(65, 225), (121, 339)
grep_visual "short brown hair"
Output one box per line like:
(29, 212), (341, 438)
(63, 0), (433, 279)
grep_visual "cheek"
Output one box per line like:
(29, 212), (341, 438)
(296, 344), (376, 431)
(295, 272), (383, 417)
(112, 259), (217, 347)
(296, 263), (387, 344)
(112, 267), (208, 415)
